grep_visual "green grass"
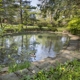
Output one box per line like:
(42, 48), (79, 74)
(24, 25), (38, 28)
(0, 23), (61, 33)
(21, 59), (80, 80)
(8, 61), (30, 73)
(57, 27), (67, 32)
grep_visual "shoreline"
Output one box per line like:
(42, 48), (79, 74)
(0, 31), (80, 80)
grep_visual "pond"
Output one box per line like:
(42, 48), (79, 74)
(0, 33), (69, 67)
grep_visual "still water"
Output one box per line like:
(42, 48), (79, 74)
(0, 33), (69, 66)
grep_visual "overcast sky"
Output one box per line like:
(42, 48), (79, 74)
(31, 0), (38, 6)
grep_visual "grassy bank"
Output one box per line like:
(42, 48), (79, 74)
(0, 24), (58, 36)
(22, 59), (80, 80)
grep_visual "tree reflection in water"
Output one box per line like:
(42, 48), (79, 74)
(0, 33), (69, 66)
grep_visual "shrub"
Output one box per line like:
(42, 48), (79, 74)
(67, 17), (80, 35)
(47, 24), (58, 32)
(37, 21), (48, 29)
(37, 23), (43, 29)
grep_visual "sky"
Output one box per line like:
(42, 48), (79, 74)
(31, 0), (38, 6)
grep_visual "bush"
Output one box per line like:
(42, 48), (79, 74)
(47, 24), (58, 32)
(67, 17), (80, 35)
(37, 23), (43, 29)
(37, 21), (48, 29)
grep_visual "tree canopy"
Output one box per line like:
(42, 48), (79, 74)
(38, 0), (80, 23)
(37, 0), (80, 34)
(0, 0), (36, 27)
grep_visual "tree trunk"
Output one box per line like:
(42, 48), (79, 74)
(0, 17), (3, 28)
(20, 0), (23, 29)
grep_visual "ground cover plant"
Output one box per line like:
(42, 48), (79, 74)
(21, 59), (80, 80)
(8, 61), (31, 73)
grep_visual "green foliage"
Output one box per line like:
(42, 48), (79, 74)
(37, 21), (57, 31)
(8, 61), (30, 73)
(37, 23), (43, 30)
(2, 24), (23, 33)
(37, 21), (48, 29)
(0, 28), (4, 36)
(21, 75), (31, 80)
(47, 24), (58, 32)
(17, 24), (23, 31)
(39, 0), (80, 27)
(22, 59), (80, 80)
(67, 17), (80, 35)
(57, 27), (67, 32)
(0, 23), (54, 34)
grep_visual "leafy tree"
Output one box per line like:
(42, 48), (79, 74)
(67, 17), (80, 35)
(0, 0), (4, 27)
(38, 0), (80, 27)
(19, 0), (36, 29)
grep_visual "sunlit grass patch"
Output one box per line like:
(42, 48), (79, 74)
(8, 61), (30, 73)
(57, 27), (67, 32)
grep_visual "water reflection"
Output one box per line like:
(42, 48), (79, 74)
(0, 33), (69, 66)
(30, 44), (56, 61)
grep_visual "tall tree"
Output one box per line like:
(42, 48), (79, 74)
(20, 0), (23, 29)
(38, 0), (80, 26)
(0, 0), (3, 27)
